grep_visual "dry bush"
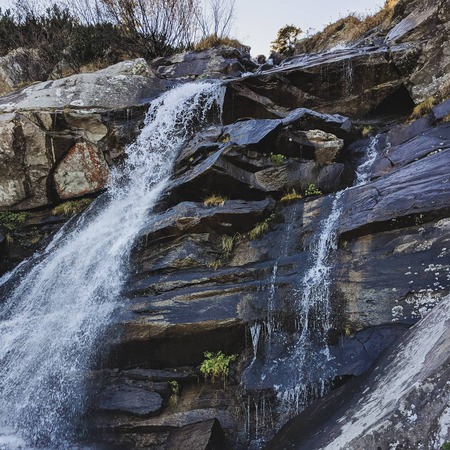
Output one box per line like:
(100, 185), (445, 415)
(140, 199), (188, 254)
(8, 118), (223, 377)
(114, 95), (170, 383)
(194, 34), (244, 51)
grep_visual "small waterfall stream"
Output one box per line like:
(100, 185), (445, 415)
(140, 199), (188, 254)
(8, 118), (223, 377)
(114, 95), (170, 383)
(245, 134), (382, 446)
(0, 82), (225, 449)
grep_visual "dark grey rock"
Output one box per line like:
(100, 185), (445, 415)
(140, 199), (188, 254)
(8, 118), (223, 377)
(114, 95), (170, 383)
(222, 118), (282, 147)
(97, 385), (163, 417)
(268, 294), (450, 450)
(165, 418), (227, 450)
(281, 107), (352, 138)
(433, 99), (450, 120)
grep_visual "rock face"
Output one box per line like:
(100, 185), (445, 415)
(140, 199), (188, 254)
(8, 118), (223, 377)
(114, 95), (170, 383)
(150, 46), (256, 80)
(224, 0), (449, 119)
(0, 59), (171, 112)
(0, 1), (449, 448)
(268, 294), (450, 450)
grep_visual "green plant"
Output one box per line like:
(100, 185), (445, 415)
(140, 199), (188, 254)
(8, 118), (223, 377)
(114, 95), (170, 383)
(52, 198), (93, 216)
(270, 153), (286, 166)
(280, 189), (302, 203)
(0, 211), (28, 231)
(305, 183), (322, 196)
(441, 443), (450, 450)
(362, 125), (374, 138)
(204, 194), (227, 207)
(200, 351), (237, 386)
(167, 380), (180, 407)
(169, 380), (179, 395)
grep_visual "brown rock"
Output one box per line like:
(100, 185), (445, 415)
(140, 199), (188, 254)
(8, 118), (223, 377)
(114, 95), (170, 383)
(53, 142), (109, 199)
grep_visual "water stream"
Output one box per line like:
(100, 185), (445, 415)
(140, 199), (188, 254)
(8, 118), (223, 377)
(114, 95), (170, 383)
(0, 82), (225, 449)
(245, 134), (381, 445)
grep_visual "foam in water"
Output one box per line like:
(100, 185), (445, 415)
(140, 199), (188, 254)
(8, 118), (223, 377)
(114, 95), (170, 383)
(0, 81), (225, 449)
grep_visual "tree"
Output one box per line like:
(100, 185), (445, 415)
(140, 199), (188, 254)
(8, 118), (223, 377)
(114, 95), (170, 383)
(195, 0), (235, 40)
(270, 24), (302, 56)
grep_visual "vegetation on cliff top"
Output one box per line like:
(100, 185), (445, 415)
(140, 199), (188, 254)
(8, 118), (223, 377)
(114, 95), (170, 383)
(0, 0), (238, 78)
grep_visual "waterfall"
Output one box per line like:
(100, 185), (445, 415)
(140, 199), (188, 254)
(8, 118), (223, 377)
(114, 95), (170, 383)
(244, 134), (381, 446)
(0, 82), (225, 449)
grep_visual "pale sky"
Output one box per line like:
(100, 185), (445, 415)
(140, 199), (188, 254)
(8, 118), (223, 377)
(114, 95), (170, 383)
(233, 0), (385, 56)
(0, 0), (385, 57)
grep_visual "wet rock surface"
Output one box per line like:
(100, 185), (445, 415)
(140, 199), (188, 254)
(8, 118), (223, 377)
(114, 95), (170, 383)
(0, 0), (449, 447)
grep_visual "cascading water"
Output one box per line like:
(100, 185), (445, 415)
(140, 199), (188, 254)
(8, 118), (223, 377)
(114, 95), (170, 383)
(244, 134), (382, 446)
(0, 82), (225, 449)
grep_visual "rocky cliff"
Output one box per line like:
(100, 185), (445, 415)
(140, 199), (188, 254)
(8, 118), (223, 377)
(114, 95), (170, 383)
(0, 0), (449, 448)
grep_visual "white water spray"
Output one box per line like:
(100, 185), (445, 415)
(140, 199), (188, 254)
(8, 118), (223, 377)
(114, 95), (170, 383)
(0, 82), (224, 448)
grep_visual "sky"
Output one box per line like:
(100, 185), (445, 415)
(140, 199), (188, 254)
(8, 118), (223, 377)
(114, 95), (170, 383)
(233, 0), (385, 56)
(0, 0), (385, 57)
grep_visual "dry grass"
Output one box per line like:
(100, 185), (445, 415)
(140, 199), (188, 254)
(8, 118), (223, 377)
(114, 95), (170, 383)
(220, 235), (235, 258)
(52, 198), (93, 216)
(280, 189), (302, 203)
(249, 221), (269, 240)
(410, 97), (437, 119)
(207, 260), (224, 271)
(442, 114), (450, 123)
(296, 0), (399, 53)
(194, 35), (246, 52)
(204, 194), (227, 207)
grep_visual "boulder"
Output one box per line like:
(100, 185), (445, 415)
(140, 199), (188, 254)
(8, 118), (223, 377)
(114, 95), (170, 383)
(0, 48), (48, 95)
(281, 108), (352, 138)
(53, 142), (109, 199)
(150, 46), (255, 80)
(277, 129), (344, 165)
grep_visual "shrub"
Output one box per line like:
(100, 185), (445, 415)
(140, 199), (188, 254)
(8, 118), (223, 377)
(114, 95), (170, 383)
(204, 194), (227, 207)
(280, 189), (302, 203)
(200, 351), (237, 386)
(441, 443), (450, 450)
(305, 183), (322, 196)
(271, 24), (302, 56)
(52, 198), (93, 216)
(0, 211), (28, 231)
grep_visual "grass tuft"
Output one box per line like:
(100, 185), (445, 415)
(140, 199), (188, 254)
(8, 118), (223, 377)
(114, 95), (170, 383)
(221, 235), (235, 258)
(204, 194), (228, 207)
(52, 198), (93, 216)
(410, 97), (437, 119)
(280, 189), (302, 203)
(194, 34), (246, 52)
